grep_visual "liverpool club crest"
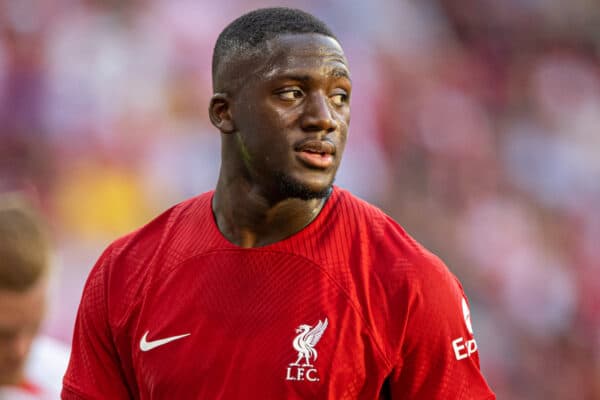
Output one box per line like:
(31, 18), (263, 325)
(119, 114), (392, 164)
(286, 318), (328, 382)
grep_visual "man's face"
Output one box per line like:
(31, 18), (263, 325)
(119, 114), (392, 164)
(0, 281), (46, 385)
(228, 33), (351, 199)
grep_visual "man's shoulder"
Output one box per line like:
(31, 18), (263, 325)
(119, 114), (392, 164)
(105, 191), (215, 267)
(333, 186), (386, 219)
(334, 187), (454, 283)
(334, 187), (412, 237)
(85, 192), (215, 309)
(78, 192), (217, 330)
(333, 187), (420, 253)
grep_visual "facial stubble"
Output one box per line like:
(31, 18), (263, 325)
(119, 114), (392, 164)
(274, 170), (334, 200)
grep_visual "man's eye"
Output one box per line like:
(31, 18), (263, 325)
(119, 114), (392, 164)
(278, 90), (303, 100)
(330, 93), (348, 106)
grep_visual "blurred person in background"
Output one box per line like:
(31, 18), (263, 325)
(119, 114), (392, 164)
(0, 194), (69, 399)
(62, 7), (494, 400)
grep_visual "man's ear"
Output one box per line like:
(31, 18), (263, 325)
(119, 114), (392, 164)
(209, 93), (236, 134)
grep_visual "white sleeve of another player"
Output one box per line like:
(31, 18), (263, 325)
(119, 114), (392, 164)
(25, 335), (71, 398)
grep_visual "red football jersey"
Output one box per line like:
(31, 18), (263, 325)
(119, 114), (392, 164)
(62, 187), (495, 399)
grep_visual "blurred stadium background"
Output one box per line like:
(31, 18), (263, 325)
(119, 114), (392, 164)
(1, 0), (599, 398)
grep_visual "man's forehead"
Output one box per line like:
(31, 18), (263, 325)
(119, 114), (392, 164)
(264, 34), (346, 62)
(265, 33), (344, 53)
(215, 33), (349, 92)
(259, 34), (350, 78)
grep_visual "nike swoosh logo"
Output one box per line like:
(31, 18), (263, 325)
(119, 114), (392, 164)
(139, 331), (190, 352)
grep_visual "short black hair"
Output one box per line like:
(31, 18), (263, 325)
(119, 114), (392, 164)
(212, 7), (337, 90)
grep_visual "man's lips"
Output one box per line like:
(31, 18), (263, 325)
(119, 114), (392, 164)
(294, 140), (336, 169)
(294, 140), (336, 155)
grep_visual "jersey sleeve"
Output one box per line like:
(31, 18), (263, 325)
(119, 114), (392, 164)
(388, 255), (496, 399)
(62, 247), (133, 399)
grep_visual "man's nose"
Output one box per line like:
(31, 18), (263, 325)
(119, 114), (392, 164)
(300, 92), (339, 133)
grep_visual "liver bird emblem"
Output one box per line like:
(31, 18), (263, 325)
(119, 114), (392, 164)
(289, 318), (328, 367)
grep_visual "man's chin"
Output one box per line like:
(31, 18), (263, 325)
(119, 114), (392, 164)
(275, 173), (334, 201)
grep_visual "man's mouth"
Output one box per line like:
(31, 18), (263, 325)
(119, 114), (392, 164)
(294, 140), (336, 169)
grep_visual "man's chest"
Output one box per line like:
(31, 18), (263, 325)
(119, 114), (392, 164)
(119, 252), (391, 399)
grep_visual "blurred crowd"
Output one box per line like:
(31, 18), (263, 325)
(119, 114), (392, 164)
(1, 0), (599, 398)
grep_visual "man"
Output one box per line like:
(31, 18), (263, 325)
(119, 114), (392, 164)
(63, 7), (495, 399)
(0, 195), (69, 399)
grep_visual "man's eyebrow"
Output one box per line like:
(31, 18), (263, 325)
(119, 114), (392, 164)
(330, 68), (351, 82)
(274, 74), (311, 82)
(271, 69), (351, 83)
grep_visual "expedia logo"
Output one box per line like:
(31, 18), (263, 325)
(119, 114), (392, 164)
(453, 297), (478, 361)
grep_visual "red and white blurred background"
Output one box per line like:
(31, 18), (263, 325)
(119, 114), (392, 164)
(1, 0), (599, 398)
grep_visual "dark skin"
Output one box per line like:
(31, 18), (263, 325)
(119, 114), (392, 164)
(209, 33), (352, 248)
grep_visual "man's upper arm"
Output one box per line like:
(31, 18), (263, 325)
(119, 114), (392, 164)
(62, 248), (132, 399)
(387, 258), (496, 399)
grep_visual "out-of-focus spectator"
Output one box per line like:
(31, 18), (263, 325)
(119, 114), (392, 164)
(0, 195), (69, 399)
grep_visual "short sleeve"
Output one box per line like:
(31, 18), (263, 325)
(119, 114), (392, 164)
(62, 248), (133, 399)
(388, 258), (496, 399)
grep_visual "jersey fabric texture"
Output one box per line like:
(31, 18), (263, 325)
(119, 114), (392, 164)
(62, 187), (495, 399)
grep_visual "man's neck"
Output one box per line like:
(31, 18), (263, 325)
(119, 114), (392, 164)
(212, 180), (328, 248)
